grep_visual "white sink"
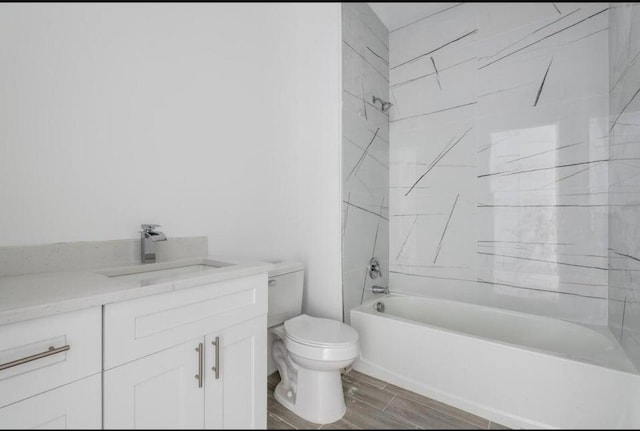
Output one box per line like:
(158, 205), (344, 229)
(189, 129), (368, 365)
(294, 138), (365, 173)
(99, 260), (234, 286)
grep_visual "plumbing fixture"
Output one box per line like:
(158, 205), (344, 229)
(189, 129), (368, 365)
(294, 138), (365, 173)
(371, 285), (389, 295)
(140, 224), (167, 264)
(374, 301), (385, 313)
(372, 95), (393, 113)
(369, 257), (382, 279)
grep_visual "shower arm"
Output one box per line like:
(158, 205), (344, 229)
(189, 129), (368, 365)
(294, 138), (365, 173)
(371, 95), (393, 112)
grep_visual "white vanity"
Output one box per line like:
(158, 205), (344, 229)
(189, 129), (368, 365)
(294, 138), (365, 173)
(0, 255), (271, 429)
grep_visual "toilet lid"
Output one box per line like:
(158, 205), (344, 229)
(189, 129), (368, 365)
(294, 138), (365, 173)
(284, 314), (359, 347)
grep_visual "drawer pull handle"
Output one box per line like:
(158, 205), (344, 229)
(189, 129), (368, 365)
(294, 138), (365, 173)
(0, 345), (70, 371)
(195, 343), (203, 388)
(211, 337), (220, 379)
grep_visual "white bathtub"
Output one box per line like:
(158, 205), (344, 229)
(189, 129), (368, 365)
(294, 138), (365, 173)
(351, 294), (640, 429)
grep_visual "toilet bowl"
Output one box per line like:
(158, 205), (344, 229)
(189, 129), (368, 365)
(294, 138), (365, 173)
(267, 261), (360, 424)
(271, 314), (359, 424)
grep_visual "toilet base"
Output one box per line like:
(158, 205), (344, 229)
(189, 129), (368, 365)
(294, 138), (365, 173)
(274, 368), (346, 425)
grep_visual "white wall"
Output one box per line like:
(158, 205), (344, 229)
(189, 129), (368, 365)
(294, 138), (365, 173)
(0, 3), (343, 319)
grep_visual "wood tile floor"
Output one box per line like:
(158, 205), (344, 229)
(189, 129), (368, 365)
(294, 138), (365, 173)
(267, 370), (509, 430)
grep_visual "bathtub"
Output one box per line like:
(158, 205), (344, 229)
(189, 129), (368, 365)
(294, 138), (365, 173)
(350, 294), (640, 429)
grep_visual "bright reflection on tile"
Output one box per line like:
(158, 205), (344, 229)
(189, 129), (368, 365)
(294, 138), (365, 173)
(388, 3), (609, 325)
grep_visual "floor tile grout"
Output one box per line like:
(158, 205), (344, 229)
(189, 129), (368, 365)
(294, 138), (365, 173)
(268, 411), (299, 430)
(381, 393), (396, 412)
(381, 382), (490, 428)
(268, 370), (504, 430)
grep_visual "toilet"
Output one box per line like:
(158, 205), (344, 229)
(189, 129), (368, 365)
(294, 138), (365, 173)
(267, 262), (359, 424)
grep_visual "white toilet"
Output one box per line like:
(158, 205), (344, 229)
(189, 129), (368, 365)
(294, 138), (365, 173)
(267, 262), (359, 424)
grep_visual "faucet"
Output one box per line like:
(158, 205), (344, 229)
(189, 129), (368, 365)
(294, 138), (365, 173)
(369, 257), (382, 279)
(140, 224), (167, 264)
(371, 285), (389, 295)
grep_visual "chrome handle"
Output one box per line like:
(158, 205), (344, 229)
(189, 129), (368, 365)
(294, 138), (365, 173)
(369, 257), (382, 279)
(0, 345), (70, 372)
(211, 337), (220, 379)
(195, 343), (203, 388)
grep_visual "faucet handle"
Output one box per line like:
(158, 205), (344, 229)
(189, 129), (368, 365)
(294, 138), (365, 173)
(141, 224), (162, 232)
(369, 257), (382, 279)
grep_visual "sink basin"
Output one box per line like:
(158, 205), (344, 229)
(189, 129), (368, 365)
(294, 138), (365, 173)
(100, 260), (234, 286)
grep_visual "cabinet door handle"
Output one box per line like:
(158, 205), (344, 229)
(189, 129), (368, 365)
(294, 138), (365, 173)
(211, 336), (220, 379)
(0, 345), (70, 372)
(195, 343), (203, 388)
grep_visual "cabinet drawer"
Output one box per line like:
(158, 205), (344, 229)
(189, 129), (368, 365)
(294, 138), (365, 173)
(0, 307), (101, 408)
(104, 273), (267, 369)
(0, 373), (101, 429)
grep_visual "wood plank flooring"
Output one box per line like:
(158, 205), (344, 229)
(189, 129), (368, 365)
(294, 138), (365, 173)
(267, 370), (509, 430)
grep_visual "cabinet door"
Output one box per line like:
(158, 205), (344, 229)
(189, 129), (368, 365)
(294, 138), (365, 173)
(0, 374), (101, 429)
(104, 339), (205, 429)
(204, 315), (267, 429)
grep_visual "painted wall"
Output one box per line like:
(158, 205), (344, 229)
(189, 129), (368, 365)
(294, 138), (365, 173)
(389, 3), (609, 325)
(609, 2), (640, 369)
(0, 3), (343, 320)
(342, 3), (389, 323)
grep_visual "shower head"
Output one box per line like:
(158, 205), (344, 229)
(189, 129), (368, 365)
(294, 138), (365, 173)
(372, 95), (393, 113)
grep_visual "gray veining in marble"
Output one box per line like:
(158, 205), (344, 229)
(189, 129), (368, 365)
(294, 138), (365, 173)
(342, 3), (390, 324)
(388, 2), (610, 325)
(608, 2), (640, 371)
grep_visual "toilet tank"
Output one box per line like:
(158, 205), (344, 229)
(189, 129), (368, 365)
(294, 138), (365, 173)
(268, 261), (304, 327)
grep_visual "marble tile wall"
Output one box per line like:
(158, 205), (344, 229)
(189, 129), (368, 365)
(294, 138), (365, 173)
(608, 2), (640, 369)
(342, 3), (389, 324)
(389, 3), (610, 325)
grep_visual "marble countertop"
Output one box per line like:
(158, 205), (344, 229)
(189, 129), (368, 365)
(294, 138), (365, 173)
(0, 257), (273, 326)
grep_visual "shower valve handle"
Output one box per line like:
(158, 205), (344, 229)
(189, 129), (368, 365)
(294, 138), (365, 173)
(369, 257), (382, 279)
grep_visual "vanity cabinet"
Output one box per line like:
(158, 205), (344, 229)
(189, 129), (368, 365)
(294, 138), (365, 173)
(103, 273), (267, 429)
(0, 267), (268, 430)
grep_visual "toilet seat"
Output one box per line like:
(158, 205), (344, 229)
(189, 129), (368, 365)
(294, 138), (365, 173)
(282, 314), (359, 361)
(284, 314), (359, 347)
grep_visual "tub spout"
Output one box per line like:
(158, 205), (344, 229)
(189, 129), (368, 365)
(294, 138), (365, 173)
(371, 285), (389, 295)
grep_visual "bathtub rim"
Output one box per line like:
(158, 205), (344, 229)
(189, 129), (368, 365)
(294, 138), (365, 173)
(351, 301), (640, 429)
(354, 293), (638, 375)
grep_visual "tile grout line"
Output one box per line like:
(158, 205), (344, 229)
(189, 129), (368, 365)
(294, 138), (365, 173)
(268, 412), (299, 430)
(270, 370), (499, 429)
(382, 393), (396, 412)
(382, 385), (491, 429)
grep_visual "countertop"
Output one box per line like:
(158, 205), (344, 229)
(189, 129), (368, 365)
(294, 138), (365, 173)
(0, 257), (273, 326)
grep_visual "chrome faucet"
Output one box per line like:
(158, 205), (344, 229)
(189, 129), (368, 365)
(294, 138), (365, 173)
(369, 257), (382, 279)
(140, 224), (167, 264)
(371, 285), (389, 295)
